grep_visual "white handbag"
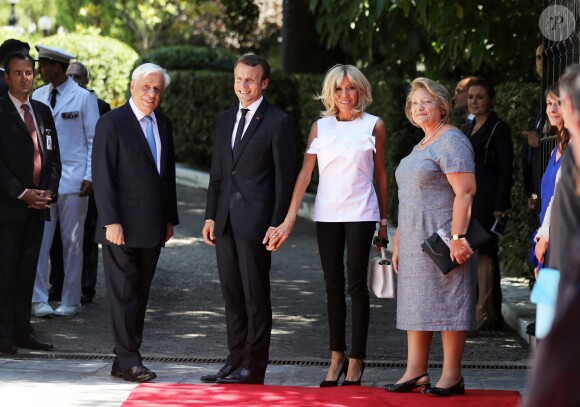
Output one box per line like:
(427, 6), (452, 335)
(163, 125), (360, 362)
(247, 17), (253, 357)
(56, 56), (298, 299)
(367, 246), (395, 299)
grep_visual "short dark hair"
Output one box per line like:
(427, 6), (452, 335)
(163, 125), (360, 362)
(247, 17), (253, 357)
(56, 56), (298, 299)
(4, 52), (35, 73)
(234, 54), (270, 80)
(0, 39), (30, 65)
(467, 77), (495, 101)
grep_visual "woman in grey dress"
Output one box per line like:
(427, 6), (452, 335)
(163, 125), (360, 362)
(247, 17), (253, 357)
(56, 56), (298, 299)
(383, 78), (477, 397)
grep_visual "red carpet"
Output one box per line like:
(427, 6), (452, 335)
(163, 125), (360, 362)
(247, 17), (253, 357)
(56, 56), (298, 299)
(121, 383), (520, 407)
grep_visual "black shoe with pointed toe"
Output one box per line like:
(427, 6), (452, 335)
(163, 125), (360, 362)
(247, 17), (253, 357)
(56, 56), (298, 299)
(426, 378), (465, 396)
(200, 363), (240, 383)
(341, 361), (365, 386)
(320, 358), (349, 387)
(383, 373), (431, 393)
(216, 367), (265, 385)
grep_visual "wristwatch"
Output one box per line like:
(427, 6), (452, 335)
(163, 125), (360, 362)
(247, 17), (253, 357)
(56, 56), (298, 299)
(452, 234), (466, 240)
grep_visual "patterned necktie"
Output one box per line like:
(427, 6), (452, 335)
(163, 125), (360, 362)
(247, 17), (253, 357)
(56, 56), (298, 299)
(145, 116), (158, 167)
(21, 104), (42, 186)
(233, 108), (249, 155)
(50, 88), (58, 108)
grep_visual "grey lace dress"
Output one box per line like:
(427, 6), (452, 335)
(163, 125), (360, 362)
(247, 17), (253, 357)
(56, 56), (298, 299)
(395, 129), (477, 331)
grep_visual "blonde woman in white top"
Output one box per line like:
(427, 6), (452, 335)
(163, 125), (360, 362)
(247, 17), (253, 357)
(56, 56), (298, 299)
(266, 64), (388, 386)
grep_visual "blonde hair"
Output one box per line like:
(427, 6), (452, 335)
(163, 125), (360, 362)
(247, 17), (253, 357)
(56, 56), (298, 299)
(315, 64), (372, 119)
(404, 77), (451, 127)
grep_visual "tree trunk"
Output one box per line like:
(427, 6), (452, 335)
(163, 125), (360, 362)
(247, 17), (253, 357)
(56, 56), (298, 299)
(281, 0), (348, 74)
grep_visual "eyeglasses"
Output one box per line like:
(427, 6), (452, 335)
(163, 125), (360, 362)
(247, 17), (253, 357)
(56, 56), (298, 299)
(373, 236), (389, 247)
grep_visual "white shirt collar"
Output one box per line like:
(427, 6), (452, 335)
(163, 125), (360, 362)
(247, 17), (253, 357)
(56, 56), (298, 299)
(238, 96), (263, 115)
(129, 97), (157, 123)
(7, 91), (30, 111)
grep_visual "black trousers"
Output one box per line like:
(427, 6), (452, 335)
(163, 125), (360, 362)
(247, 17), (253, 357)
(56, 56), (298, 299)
(215, 221), (272, 376)
(102, 244), (160, 371)
(49, 193), (99, 298)
(0, 215), (45, 343)
(316, 221), (375, 359)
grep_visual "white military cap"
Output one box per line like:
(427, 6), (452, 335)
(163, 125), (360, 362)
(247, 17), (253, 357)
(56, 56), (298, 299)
(35, 44), (75, 63)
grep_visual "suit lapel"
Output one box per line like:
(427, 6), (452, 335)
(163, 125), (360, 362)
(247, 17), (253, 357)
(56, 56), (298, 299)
(123, 103), (159, 172)
(1, 96), (29, 136)
(233, 100), (269, 165)
(157, 111), (168, 175)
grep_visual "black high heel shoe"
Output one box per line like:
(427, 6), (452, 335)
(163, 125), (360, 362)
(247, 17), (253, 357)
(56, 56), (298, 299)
(320, 358), (349, 387)
(426, 378), (465, 396)
(341, 361), (365, 386)
(383, 373), (431, 393)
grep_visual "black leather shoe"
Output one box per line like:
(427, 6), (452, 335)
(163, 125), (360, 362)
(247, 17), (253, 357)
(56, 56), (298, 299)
(111, 363), (157, 383)
(384, 373), (431, 393)
(426, 378), (465, 396)
(320, 358), (349, 387)
(342, 362), (365, 386)
(200, 363), (240, 383)
(0, 340), (17, 354)
(15, 335), (54, 351)
(216, 367), (264, 385)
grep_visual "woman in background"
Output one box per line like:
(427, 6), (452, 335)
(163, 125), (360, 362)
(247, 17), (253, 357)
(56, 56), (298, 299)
(463, 78), (513, 332)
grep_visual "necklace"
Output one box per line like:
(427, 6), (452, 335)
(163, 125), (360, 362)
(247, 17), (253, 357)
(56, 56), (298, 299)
(420, 122), (444, 145)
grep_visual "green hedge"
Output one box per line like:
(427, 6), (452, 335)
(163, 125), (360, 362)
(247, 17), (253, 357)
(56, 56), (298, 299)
(134, 46), (238, 72)
(33, 34), (138, 107)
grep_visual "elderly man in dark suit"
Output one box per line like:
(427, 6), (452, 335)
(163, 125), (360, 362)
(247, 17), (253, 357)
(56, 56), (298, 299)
(92, 63), (178, 382)
(0, 51), (60, 354)
(202, 54), (298, 384)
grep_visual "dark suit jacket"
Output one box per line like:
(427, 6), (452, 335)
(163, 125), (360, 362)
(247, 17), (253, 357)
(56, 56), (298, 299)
(92, 103), (179, 248)
(0, 94), (61, 222)
(206, 99), (298, 241)
(0, 72), (8, 98)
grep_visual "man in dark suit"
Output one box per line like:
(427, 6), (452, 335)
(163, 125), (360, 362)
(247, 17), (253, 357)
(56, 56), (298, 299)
(0, 39), (30, 97)
(202, 55), (298, 384)
(92, 63), (178, 382)
(0, 51), (60, 354)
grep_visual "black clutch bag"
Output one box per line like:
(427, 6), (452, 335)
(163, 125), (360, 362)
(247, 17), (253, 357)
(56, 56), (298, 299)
(421, 217), (491, 274)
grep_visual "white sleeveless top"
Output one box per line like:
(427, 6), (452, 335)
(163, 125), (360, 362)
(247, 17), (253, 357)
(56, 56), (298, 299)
(307, 113), (380, 222)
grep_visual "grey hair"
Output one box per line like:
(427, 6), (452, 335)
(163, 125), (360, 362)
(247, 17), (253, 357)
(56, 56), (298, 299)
(131, 63), (171, 88)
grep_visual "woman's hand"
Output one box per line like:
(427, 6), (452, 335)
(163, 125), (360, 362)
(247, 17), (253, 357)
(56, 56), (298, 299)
(264, 217), (296, 252)
(450, 237), (474, 264)
(535, 236), (549, 264)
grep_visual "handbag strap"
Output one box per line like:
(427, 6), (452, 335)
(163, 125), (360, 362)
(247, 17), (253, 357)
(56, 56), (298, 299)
(380, 247), (387, 261)
(485, 121), (500, 149)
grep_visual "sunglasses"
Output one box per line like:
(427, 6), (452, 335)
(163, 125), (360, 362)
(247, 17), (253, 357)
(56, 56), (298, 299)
(373, 236), (389, 247)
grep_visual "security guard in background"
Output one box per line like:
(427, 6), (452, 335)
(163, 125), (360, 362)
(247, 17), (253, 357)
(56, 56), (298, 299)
(31, 45), (99, 317)
(48, 62), (111, 305)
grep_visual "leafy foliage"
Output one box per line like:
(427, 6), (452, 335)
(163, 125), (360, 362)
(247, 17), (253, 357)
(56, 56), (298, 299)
(32, 34), (138, 107)
(134, 45), (239, 72)
(307, 0), (541, 81)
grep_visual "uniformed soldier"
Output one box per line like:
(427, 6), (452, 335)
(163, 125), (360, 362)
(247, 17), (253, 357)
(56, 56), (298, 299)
(31, 44), (100, 317)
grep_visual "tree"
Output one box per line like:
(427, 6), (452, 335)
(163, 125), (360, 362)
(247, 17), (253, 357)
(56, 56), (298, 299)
(58, 0), (202, 52)
(281, 0), (348, 73)
(308, 0), (542, 81)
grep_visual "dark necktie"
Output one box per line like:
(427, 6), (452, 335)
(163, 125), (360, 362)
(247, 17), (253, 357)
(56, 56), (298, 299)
(21, 104), (42, 186)
(233, 108), (249, 155)
(50, 88), (58, 108)
(144, 116), (158, 167)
